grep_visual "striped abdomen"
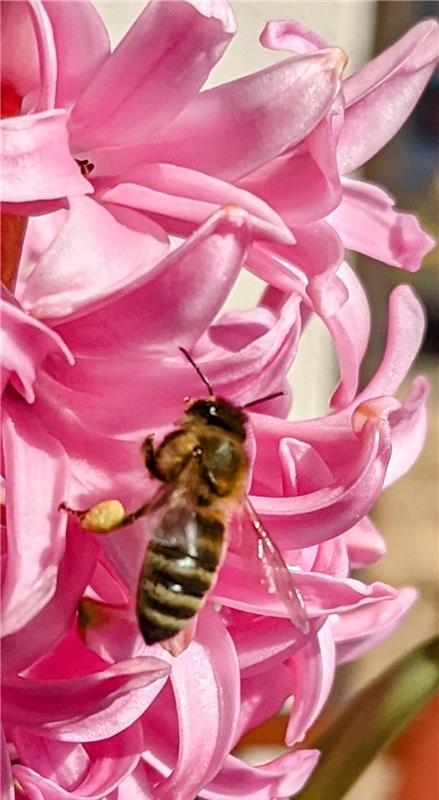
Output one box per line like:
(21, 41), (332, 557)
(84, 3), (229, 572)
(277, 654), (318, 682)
(136, 507), (225, 644)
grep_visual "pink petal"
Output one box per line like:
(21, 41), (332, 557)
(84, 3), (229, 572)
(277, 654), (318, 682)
(1, 0), (57, 112)
(2, 1), (40, 112)
(22, 631), (170, 744)
(329, 178), (435, 270)
(31, 298), (299, 504)
(295, 223), (345, 314)
(76, 605), (141, 667)
(34, 235), (302, 443)
(338, 19), (439, 173)
(12, 736), (90, 795)
(328, 261), (371, 409)
(16, 208), (66, 292)
(89, 554), (129, 607)
(357, 285), (425, 401)
(2, 657), (169, 730)
(202, 750), (320, 799)
(140, 48), (346, 181)
(1, 728), (13, 800)
(277, 220), (343, 288)
(311, 537), (349, 578)
(69, 0), (235, 152)
(277, 435), (334, 496)
(286, 622), (335, 744)
(249, 23), (343, 224)
(24, 626), (107, 681)
(240, 103), (343, 226)
(248, 221), (346, 316)
(52, 205), (250, 355)
(153, 609), (240, 799)
(20, 196), (168, 319)
(233, 615), (319, 677)
(332, 587), (417, 664)
(384, 376), (428, 487)
(341, 517), (387, 569)
(190, 293), (301, 406)
(207, 305), (282, 352)
(2, 526), (99, 675)
(1, 409), (69, 637)
(13, 722), (143, 799)
(21, 626), (169, 742)
(0, 111), (91, 203)
(246, 244), (308, 297)
(237, 662), (294, 741)
(42, 0), (110, 108)
(260, 19), (328, 54)
(250, 415), (391, 547)
(1, 294), (73, 403)
(117, 765), (154, 800)
(298, 574), (397, 616)
(98, 163), (293, 245)
(216, 555), (395, 618)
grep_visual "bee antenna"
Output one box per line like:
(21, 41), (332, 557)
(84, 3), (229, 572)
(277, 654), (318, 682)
(243, 391), (285, 410)
(179, 347), (214, 396)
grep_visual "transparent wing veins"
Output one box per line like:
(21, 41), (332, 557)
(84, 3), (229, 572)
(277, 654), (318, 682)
(243, 496), (310, 634)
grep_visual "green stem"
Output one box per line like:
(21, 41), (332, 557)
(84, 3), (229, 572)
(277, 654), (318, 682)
(297, 636), (439, 800)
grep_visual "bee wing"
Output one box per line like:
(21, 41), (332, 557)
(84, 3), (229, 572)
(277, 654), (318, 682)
(243, 497), (310, 634)
(151, 465), (203, 556)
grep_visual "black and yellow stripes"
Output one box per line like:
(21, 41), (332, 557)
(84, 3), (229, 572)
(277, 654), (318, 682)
(137, 512), (225, 644)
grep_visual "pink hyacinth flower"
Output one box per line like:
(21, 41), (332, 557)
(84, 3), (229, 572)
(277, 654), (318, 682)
(1, 3), (436, 798)
(2, 1), (436, 416)
(2, 206), (426, 797)
(2, 0), (346, 316)
(248, 17), (438, 269)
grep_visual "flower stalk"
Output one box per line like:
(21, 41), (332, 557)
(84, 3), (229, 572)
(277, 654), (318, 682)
(297, 635), (439, 800)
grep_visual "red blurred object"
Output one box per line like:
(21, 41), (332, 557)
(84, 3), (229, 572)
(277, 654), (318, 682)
(392, 692), (439, 800)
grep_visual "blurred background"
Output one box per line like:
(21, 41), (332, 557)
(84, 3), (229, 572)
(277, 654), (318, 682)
(96, 2), (439, 797)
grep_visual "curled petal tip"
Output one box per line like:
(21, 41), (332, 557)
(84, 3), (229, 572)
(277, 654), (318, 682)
(352, 396), (400, 434)
(220, 203), (247, 226)
(324, 47), (348, 74)
(187, 0), (237, 34)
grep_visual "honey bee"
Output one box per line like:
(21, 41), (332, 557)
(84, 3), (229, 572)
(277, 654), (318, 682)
(62, 348), (309, 647)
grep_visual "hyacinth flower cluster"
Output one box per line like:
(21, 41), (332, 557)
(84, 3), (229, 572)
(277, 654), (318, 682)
(1, 1), (438, 798)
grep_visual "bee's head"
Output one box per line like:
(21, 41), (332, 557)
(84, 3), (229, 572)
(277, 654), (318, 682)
(185, 398), (247, 440)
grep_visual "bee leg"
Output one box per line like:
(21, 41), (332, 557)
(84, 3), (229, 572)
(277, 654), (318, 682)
(60, 499), (128, 532)
(60, 498), (157, 533)
(142, 435), (166, 481)
(59, 501), (89, 519)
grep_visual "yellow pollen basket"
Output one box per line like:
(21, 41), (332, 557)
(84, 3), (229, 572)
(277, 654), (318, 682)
(81, 499), (126, 532)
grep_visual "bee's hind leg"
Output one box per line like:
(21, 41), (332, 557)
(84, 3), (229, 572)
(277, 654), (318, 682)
(60, 498), (152, 533)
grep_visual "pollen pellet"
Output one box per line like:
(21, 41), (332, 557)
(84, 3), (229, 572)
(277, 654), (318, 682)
(81, 500), (126, 532)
